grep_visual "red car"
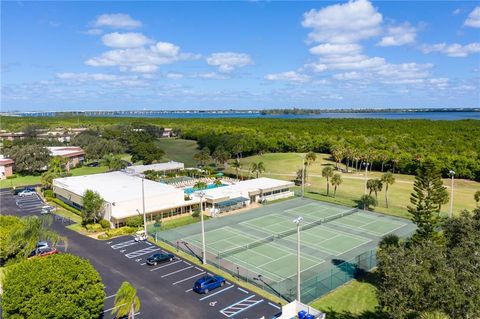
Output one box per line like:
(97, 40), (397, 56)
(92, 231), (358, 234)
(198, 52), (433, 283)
(28, 247), (59, 259)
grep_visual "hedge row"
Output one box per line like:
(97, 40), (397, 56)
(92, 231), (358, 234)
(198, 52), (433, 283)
(98, 226), (137, 239)
(46, 197), (83, 217)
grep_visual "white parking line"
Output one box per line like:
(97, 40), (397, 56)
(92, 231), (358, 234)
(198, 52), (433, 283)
(140, 262), (146, 266)
(104, 294), (116, 300)
(199, 285), (234, 301)
(161, 265), (193, 278)
(237, 287), (249, 294)
(220, 295), (263, 317)
(125, 246), (160, 259)
(111, 240), (138, 250)
(268, 302), (281, 309)
(172, 272), (206, 285)
(149, 260), (182, 271)
(185, 288), (193, 292)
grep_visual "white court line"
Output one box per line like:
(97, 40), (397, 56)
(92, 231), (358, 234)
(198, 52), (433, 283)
(268, 302), (281, 309)
(237, 287), (249, 294)
(161, 265), (193, 278)
(199, 285), (234, 301)
(172, 272), (205, 285)
(149, 260), (182, 271)
(104, 294), (116, 300)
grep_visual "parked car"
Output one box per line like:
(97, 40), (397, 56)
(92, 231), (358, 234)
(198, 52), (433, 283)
(36, 241), (49, 250)
(193, 275), (226, 294)
(134, 230), (147, 242)
(28, 247), (59, 259)
(146, 253), (175, 266)
(86, 161), (99, 167)
(40, 205), (56, 215)
(13, 187), (35, 195)
(18, 189), (36, 197)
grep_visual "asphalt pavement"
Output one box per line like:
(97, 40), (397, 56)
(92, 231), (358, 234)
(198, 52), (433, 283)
(0, 188), (281, 319)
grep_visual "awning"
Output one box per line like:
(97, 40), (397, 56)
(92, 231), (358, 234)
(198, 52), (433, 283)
(216, 197), (249, 208)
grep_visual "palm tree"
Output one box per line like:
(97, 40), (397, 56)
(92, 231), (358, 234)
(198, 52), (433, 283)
(419, 311), (450, 319)
(475, 190), (480, 206)
(381, 172), (396, 208)
(41, 171), (57, 190)
(193, 181), (208, 190)
(12, 216), (67, 258)
(331, 173), (343, 198)
(102, 154), (126, 171)
(250, 161), (265, 178)
(231, 159), (242, 180)
(359, 194), (377, 211)
(322, 166), (334, 196)
(112, 281), (141, 319)
(331, 146), (344, 170)
(366, 179), (383, 199)
(304, 152), (317, 183)
(193, 147), (210, 167)
(213, 178), (223, 186)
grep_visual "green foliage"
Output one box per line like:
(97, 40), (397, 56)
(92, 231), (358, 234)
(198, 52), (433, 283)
(125, 216), (144, 228)
(474, 190), (480, 205)
(322, 166), (334, 196)
(5, 144), (51, 174)
(101, 153), (127, 171)
(367, 178), (383, 199)
(379, 234), (400, 249)
(85, 223), (104, 233)
(72, 131), (124, 160)
(359, 194), (377, 210)
(250, 161), (265, 178)
(2, 254), (105, 318)
(212, 145), (230, 167)
(130, 142), (165, 164)
(194, 147), (211, 166)
(376, 208), (480, 318)
(192, 209), (200, 218)
(193, 181), (208, 190)
(6, 174), (17, 180)
(82, 189), (104, 225)
(381, 172), (396, 208)
(112, 281), (141, 319)
(419, 312), (450, 319)
(103, 226), (136, 239)
(408, 162), (446, 241)
(43, 189), (54, 198)
(331, 173), (343, 198)
(0, 216), (25, 265)
(48, 197), (82, 216)
(231, 159), (242, 179)
(99, 219), (111, 229)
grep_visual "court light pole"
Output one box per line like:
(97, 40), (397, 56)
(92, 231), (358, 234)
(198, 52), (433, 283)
(363, 162), (369, 195)
(301, 155), (305, 199)
(141, 175), (147, 238)
(449, 170), (455, 218)
(198, 191), (207, 264)
(293, 216), (303, 302)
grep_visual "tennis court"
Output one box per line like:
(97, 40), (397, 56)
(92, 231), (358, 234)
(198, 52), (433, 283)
(156, 197), (415, 302)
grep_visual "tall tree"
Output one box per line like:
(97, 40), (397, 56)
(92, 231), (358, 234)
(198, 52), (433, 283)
(193, 147), (211, 167)
(250, 161), (265, 178)
(212, 146), (230, 167)
(102, 153), (127, 171)
(366, 178), (383, 199)
(304, 151), (317, 183)
(193, 181), (208, 190)
(381, 172), (396, 208)
(130, 142), (164, 165)
(331, 146), (344, 170)
(322, 166), (334, 196)
(112, 281), (141, 319)
(331, 173), (343, 198)
(474, 190), (480, 206)
(231, 159), (242, 180)
(6, 145), (51, 173)
(408, 162), (446, 241)
(82, 190), (104, 225)
(359, 194), (377, 210)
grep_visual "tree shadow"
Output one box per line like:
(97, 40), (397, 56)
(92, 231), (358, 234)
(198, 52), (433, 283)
(320, 309), (387, 319)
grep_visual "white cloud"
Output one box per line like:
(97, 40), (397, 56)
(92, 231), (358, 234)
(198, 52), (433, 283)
(206, 52), (252, 72)
(56, 72), (120, 81)
(465, 6), (480, 28)
(302, 0), (383, 44)
(85, 42), (198, 73)
(421, 42), (480, 57)
(85, 29), (103, 36)
(192, 72), (229, 80)
(453, 8), (461, 15)
(93, 13), (142, 29)
(165, 72), (184, 79)
(333, 72), (361, 80)
(102, 32), (152, 48)
(309, 43), (362, 55)
(378, 23), (416, 46)
(377, 63), (433, 81)
(265, 71), (310, 83)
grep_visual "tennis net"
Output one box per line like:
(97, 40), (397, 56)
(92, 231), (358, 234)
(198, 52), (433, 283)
(216, 235), (275, 258)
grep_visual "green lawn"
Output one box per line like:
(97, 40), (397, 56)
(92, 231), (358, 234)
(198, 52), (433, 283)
(229, 153), (480, 219)
(0, 165), (108, 189)
(156, 138), (199, 167)
(310, 274), (380, 317)
(147, 214), (209, 232)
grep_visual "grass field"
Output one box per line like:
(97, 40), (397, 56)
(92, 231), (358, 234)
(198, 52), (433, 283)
(310, 275), (379, 316)
(0, 165), (109, 188)
(156, 138), (199, 167)
(229, 153), (480, 219)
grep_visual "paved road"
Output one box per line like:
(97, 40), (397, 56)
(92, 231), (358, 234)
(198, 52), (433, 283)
(1, 188), (281, 319)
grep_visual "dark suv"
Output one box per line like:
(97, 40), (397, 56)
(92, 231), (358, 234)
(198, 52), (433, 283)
(146, 253), (175, 266)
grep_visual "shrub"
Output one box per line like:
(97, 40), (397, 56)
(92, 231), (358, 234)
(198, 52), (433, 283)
(85, 223), (103, 233)
(2, 254), (105, 318)
(6, 174), (17, 180)
(47, 198), (83, 216)
(99, 219), (111, 229)
(104, 226), (136, 238)
(43, 189), (54, 198)
(125, 215), (144, 228)
(191, 209), (200, 218)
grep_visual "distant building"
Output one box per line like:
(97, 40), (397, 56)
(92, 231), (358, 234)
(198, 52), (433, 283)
(0, 127), (88, 143)
(125, 161), (184, 176)
(47, 146), (85, 168)
(0, 156), (14, 180)
(162, 128), (176, 138)
(0, 131), (25, 141)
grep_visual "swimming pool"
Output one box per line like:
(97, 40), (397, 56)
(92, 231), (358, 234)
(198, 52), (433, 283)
(184, 183), (226, 195)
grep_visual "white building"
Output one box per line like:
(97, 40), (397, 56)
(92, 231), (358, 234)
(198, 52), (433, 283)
(124, 161), (184, 176)
(53, 171), (198, 227)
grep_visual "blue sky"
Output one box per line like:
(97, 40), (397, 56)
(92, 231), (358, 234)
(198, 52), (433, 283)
(1, 1), (479, 111)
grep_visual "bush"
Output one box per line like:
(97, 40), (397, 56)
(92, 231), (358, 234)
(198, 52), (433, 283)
(2, 254), (105, 318)
(125, 215), (144, 228)
(104, 226), (136, 238)
(99, 219), (111, 229)
(6, 174), (17, 180)
(191, 209), (200, 218)
(85, 223), (103, 233)
(43, 189), (54, 198)
(47, 197), (83, 216)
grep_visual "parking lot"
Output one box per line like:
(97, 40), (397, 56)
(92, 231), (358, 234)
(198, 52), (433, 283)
(1, 188), (281, 319)
(104, 236), (281, 318)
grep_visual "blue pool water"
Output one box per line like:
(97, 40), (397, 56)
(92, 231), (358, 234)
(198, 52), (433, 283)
(184, 183), (226, 194)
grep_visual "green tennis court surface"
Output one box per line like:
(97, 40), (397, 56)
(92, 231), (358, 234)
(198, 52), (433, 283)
(156, 197), (415, 302)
